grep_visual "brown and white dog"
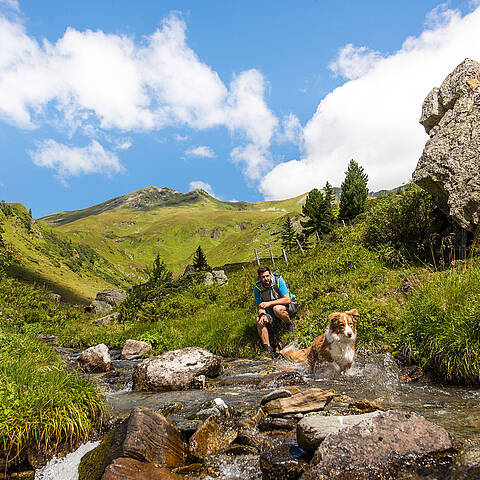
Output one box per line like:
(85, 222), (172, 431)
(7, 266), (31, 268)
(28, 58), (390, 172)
(280, 309), (358, 374)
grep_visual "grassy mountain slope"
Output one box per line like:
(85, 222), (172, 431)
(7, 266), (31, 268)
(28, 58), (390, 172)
(0, 202), (142, 303)
(40, 187), (306, 273)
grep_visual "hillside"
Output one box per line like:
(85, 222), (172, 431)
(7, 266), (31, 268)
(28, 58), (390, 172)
(39, 187), (306, 274)
(0, 201), (142, 303)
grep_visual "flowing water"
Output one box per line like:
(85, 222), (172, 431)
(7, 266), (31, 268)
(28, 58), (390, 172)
(40, 349), (480, 479)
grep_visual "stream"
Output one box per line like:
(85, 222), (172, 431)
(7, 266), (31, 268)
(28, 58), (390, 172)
(35, 349), (480, 479)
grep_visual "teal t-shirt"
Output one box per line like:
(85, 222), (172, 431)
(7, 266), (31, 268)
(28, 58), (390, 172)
(254, 276), (288, 304)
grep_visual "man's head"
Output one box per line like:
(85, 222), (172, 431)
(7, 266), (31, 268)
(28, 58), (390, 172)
(257, 266), (271, 287)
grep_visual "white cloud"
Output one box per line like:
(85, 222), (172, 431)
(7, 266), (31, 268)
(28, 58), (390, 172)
(185, 145), (215, 158)
(260, 5), (480, 199)
(174, 133), (189, 141)
(0, 12), (277, 180)
(115, 138), (132, 150)
(0, 0), (19, 11)
(329, 44), (383, 81)
(231, 144), (273, 182)
(189, 180), (216, 197)
(277, 113), (304, 145)
(30, 139), (124, 184)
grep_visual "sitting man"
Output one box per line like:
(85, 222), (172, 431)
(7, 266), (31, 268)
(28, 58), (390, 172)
(254, 266), (297, 356)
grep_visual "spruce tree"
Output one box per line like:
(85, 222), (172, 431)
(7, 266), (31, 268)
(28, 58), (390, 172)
(301, 183), (335, 239)
(192, 246), (210, 271)
(280, 216), (297, 253)
(147, 253), (172, 284)
(338, 159), (369, 222)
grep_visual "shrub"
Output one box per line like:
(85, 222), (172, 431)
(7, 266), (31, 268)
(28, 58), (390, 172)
(398, 263), (480, 384)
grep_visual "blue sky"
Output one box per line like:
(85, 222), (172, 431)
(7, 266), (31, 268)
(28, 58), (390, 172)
(1, 0), (479, 217)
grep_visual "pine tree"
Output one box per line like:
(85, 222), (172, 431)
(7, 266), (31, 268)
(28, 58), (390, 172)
(301, 183), (335, 239)
(338, 159), (369, 222)
(146, 253), (172, 284)
(192, 246), (210, 271)
(280, 216), (297, 253)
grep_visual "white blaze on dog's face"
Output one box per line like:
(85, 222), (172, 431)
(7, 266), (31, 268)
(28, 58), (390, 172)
(326, 310), (358, 342)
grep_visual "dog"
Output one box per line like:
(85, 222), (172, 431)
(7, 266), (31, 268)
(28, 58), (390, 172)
(280, 309), (358, 374)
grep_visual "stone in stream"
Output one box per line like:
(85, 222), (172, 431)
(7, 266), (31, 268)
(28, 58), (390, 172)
(78, 343), (111, 372)
(263, 388), (335, 417)
(188, 415), (238, 460)
(102, 457), (182, 480)
(80, 407), (186, 480)
(236, 430), (270, 451)
(120, 339), (152, 360)
(132, 347), (222, 392)
(260, 388), (293, 405)
(258, 416), (296, 432)
(302, 410), (453, 480)
(297, 411), (383, 454)
(260, 440), (309, 480)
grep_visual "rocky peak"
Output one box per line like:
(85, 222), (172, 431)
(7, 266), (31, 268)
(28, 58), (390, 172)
(413, 58), (480, 231)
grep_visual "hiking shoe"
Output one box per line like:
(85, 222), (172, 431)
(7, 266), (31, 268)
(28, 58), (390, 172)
(288, 322), (295, 333)
(261, 344), (274, 357)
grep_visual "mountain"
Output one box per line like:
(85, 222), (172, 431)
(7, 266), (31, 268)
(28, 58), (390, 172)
(38, 186), (306, 282)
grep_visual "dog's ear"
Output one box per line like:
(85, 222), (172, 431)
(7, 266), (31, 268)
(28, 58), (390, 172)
(346, 309), (359, 317)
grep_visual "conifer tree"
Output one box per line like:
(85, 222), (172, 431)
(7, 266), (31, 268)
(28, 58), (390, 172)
(280, 216), (297, 253)
(192, 246), (210, 271)
(338, 159), (369, 222)
(147, 253), (172, 284)
(301, 183), (335, 239)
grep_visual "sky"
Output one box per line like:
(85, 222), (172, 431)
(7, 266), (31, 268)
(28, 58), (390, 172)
(1, 0), (480, 217)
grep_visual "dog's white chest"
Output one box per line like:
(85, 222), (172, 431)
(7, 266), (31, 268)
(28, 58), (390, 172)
(329, 341), (355, 369)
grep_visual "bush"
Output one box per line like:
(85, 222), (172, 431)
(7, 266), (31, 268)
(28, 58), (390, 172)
(363, 184), (436, 260)
(398, 263), (480, 384)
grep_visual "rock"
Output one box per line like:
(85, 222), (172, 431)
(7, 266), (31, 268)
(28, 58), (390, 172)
(102, 457), (182, 480)
(236, 430), (270, 451)
(188, 415), (237, 459)
(212, 270), (228, 285)
(87, 300), (113, 315)
(258, 417), (296, 432)
(96, 288), (127, 306)
(348, 399), (386, 413)
(36, 333), (57, 345)
(203, 271), (214, 285)
(400, 365), (425, 383)
(260, 440), (309, 480)
(78, 343), (111, 372)
(224, 445), (259, 455)
(304, 410), (453, 480)
(132, 347), (222, 392)
(99, 407), (186, 476)
(48, 293), (61, 304)
(93, 312), (120, 326)
(413, 58), (480, 232)
(263, 388), (334, 417)
(261, 389), (293, 406)
(120, 339), (152, 360)
(297, 411), (382, 453)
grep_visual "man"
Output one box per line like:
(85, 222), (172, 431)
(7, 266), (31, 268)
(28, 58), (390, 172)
(254, 266), (297, 355)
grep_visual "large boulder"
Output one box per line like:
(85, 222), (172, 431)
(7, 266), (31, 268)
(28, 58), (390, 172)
(96, 288), (127, 306)
(78, 344), (111, 372)
(102, 457), (182, 480)
(302, 410), (453, 480)
(413, 58), (480, 232)
(132, 347), (222, 392)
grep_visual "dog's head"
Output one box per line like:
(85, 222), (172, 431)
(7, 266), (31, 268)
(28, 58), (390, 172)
(328, 309), (358, 340)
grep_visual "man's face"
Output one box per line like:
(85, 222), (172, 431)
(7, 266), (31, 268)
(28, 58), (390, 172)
(260, 271), (271, 287)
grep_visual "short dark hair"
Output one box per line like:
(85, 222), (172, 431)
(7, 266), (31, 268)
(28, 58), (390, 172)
(257, 266), (270, 276)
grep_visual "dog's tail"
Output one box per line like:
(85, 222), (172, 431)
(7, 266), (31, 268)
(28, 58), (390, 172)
(280, 343), (311, 363)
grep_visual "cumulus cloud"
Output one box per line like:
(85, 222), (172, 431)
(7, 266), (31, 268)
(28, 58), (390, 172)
(0, 0), (19, 11)
(231, 144), (273, 182)
(260, 5), (480, 199)
(189, 180), (216, 197)
(30, 139), (124, 184)
(277, 113), (304, 145)
(185, 145), (215, 158)
(0, 12), (277, 180)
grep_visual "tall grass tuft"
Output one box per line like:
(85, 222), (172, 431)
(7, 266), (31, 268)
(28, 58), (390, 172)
(399, 263), (480, 384)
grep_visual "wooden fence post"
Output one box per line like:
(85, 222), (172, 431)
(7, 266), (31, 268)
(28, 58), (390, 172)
(269, 249), (275, 267)
(254, 248), (260, 266)
(315, 231), (320, 243)
(296, 238), (305, 254)
(282, 248), (289, 265)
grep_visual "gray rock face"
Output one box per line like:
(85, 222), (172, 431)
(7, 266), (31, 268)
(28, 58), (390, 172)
(93, 312), (119, 326)
(303, 410), (453, 480)
(297, 411), (382, 454)
(212, 270), (228, 285)
(413, 58), (480, 232)
(96, 288), (127, 306)
(88, 299), (112, 315)
(132, 347), (222, 392)
(121, 339), (152, 360)
(78, 343), (111, 372)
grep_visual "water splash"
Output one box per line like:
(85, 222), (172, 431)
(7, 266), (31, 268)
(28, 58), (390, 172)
(34, 441), (99, 480)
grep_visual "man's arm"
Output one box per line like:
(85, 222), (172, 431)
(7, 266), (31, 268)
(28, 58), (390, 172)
(258, 292), (290, 311)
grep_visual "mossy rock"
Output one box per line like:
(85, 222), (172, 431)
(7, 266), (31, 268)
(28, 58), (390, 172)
(78, 430), (114, 480)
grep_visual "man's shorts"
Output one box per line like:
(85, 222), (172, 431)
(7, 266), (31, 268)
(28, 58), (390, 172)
(263, 300), (298, 324)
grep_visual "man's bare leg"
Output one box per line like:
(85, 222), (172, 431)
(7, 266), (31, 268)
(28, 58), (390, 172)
(272, 305), (290, 324)
(256, 315), (270, 346)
